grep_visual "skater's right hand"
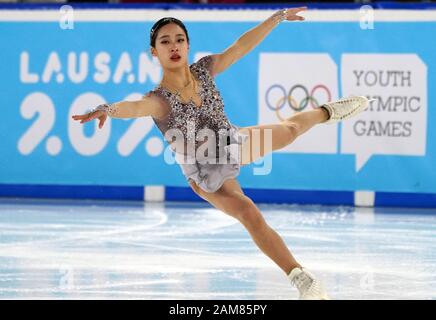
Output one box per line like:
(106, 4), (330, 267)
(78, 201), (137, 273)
(71, 109), (108, 129)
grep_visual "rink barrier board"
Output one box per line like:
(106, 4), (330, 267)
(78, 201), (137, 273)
(1, 184), (436, 208)
(1, 4), (435, 209)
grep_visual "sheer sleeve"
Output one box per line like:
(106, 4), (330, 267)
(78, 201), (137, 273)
(143, 89), (171, 123)
(191, 55), (216, 77)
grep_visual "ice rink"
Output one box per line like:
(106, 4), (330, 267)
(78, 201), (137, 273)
(0, 198), (434, 300)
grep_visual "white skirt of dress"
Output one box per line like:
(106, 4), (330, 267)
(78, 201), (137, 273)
(176, 123), (249, 193)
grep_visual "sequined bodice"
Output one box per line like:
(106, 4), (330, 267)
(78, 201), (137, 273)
(148, 55), (232, 155)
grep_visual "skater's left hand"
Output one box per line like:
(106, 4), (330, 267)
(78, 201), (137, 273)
(280, 7), (307, 22)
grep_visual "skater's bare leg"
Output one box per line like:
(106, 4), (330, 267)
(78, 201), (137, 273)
(189, 178), (301, 274)
(239, 107), (329, 165)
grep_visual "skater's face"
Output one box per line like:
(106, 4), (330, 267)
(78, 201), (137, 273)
(151, 23), (190, 69)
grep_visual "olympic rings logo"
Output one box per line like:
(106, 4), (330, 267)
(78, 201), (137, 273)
(265, 84), (332, 121)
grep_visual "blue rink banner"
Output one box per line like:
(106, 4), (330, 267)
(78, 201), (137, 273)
(0, 7), (435, 194)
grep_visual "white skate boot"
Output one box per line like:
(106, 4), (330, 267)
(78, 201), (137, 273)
(288, 267), (330, 300)
(321, 96), (372, 125)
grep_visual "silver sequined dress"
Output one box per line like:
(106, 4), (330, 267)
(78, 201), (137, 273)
(146, 55), (249, 193)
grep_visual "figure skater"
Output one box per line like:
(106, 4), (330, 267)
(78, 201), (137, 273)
(72, 8), (370, 300)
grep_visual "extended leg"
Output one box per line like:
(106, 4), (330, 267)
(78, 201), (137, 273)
(238, 95), (372, 165)
(189, 178), (301, 274)
(238, 107), (329, 165)
(189, 178), (330, 299)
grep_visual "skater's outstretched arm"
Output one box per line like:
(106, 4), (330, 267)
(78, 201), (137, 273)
(71, 94), (165, 129)
(210, 6), (307, 76)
